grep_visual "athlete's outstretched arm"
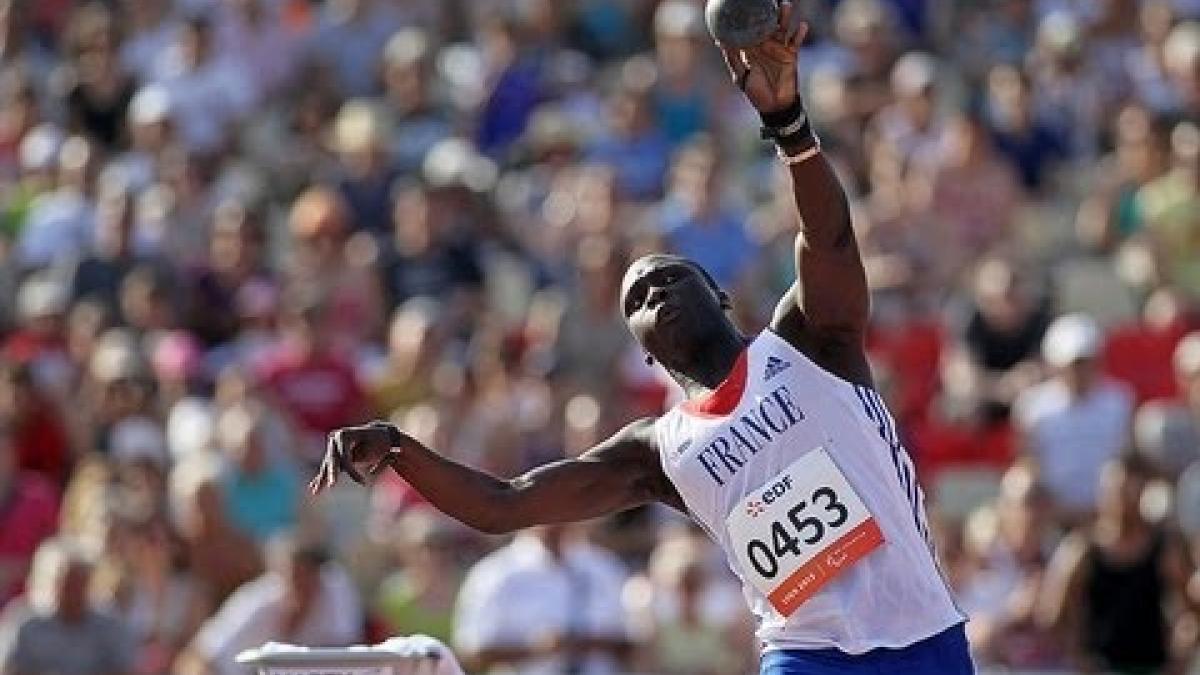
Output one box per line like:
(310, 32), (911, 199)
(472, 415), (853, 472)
(718, 3), (871, 384)
(309, 419), (684, 534)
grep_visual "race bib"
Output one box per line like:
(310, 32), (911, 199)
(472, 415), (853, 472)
(726, 448), (884, 616)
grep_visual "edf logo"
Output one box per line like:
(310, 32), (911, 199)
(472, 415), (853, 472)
(761, 475), (794, 504)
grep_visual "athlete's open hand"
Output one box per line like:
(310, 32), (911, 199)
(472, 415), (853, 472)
(717, 0), (806, 114)
(308, 421), (402, 494)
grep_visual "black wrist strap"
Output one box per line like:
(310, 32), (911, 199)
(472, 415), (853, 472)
(375, 420), (404, 449)
(759, 97), (815, 145)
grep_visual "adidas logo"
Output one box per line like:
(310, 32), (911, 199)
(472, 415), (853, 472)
(764, 356), (791, 380)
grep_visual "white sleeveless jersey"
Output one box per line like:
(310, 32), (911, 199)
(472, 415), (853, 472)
(654, 330), (964, 654)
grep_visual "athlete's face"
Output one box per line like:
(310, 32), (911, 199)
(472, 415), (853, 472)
(620, 255), (729, 362)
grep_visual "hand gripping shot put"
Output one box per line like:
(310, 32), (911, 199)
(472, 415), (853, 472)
(311, 3), (975, 673)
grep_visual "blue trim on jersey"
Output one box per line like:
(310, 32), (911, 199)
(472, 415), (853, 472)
(760, 623), (975, 674)
(853, 384), (934, 552)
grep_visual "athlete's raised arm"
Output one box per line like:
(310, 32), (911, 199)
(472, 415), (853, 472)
(718, 3), (871, 385)
(308, 419), (684, 534)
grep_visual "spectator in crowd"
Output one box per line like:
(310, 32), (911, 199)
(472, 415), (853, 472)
(623, 532), (751, 675)
(374, 508), (460, 645)
(169, 457), (263, 616)
(308, 0), (402, 99)
(474, 14), (548, 158)
(650, 1), (717, 146)
(913, 110), (1023, 274)
(61, 2), (135, 151)
(983, 64), (1069, 194)
(108, 415), (171, 517)
(91, 509), (204, 675)
(178, 531), (362, 675)
(657, 136), (757, 292)
(1137, 118), (1200, 297)
(947, 256), (1050, 418)
(454, 523), (630, 675)
(1103, 286), (1195, 405)
(143, 13), (253, 154)
(1038, 453), (1195, 674)
(870, 51), (944, 165)
(282, 185), (383, 351)
(1076, 104), (1172, 250)
(62, 173), (145, 316)
(216, 404), (303, 543)
(1014, 314), (1135, 522)
(588, 77), (672, 202)
(380, 178), (485, 313)
(0, 425), (58, 609)
(327, 101), (398, 237)
(365, 299), (441, 418)
(182, 198), (270, 349)
(0, 358), (70, 484)
(379, 28), (452, 176)
(212, 0), (298, 103)
(959, 462), (1064, 670)
(553, 237), (633, 397)
(118, 0), (175, 83)
(16, 134), (97, 271)
(256, 294), (371, 466)
(1175, 332), (1200, 420)
(1161, 21), (1200, 118)
(0, 537), (135, 675)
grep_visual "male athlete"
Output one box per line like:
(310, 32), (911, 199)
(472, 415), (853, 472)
(311, 5), (974, 673)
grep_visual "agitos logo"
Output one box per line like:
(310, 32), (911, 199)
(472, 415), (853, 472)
(746, 500), (766, 517)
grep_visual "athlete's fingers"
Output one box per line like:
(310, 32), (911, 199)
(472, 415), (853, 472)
(368, 451), (391, 476)
(719, 44), (750, 86)
(755, 39), (794, 64)
(321, 431), (342, 489)
(338, 435), (366, 485)
(791, 21), (809, 50)
(775, 1), (794, 39)
(311, 437), (334, 494)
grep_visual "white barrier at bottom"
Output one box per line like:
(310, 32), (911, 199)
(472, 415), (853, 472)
(235, 635), (466, 675)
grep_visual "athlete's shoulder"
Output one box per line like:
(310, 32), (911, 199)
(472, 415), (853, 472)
(767, 291), (873, 387)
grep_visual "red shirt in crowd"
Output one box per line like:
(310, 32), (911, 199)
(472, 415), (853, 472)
(10, 404), (70, 484)
(908, 417), (1016, 486)
(867, 317), (945, 425)
(1103, 318), (1194, 404)
(0, 473), (59, 607)
(256, 345), (369, 436)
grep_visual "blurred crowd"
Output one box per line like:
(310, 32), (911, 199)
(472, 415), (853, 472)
(0, 0), (1198, 673)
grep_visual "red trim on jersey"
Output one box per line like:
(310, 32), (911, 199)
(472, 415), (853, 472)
(681, 349), (749, 417)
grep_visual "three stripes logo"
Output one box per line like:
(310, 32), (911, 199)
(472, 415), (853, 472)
(764, 356), (791, 380)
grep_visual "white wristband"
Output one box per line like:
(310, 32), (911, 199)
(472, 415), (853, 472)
(777, 143), (822, 166)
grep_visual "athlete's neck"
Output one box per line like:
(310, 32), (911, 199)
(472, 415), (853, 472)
(671, 329), (749, 398)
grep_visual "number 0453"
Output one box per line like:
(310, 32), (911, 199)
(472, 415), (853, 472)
(726, 449), (885, 616)
(745, 485), (850, 579)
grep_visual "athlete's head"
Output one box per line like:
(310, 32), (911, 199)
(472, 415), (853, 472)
(620, 253), (737, 370)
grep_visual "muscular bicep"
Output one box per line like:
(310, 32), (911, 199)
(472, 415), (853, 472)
(502, 419), (684, 529)
(770, 154), (872, 386)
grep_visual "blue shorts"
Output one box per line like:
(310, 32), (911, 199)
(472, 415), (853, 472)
(760, 623), (974, 674)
